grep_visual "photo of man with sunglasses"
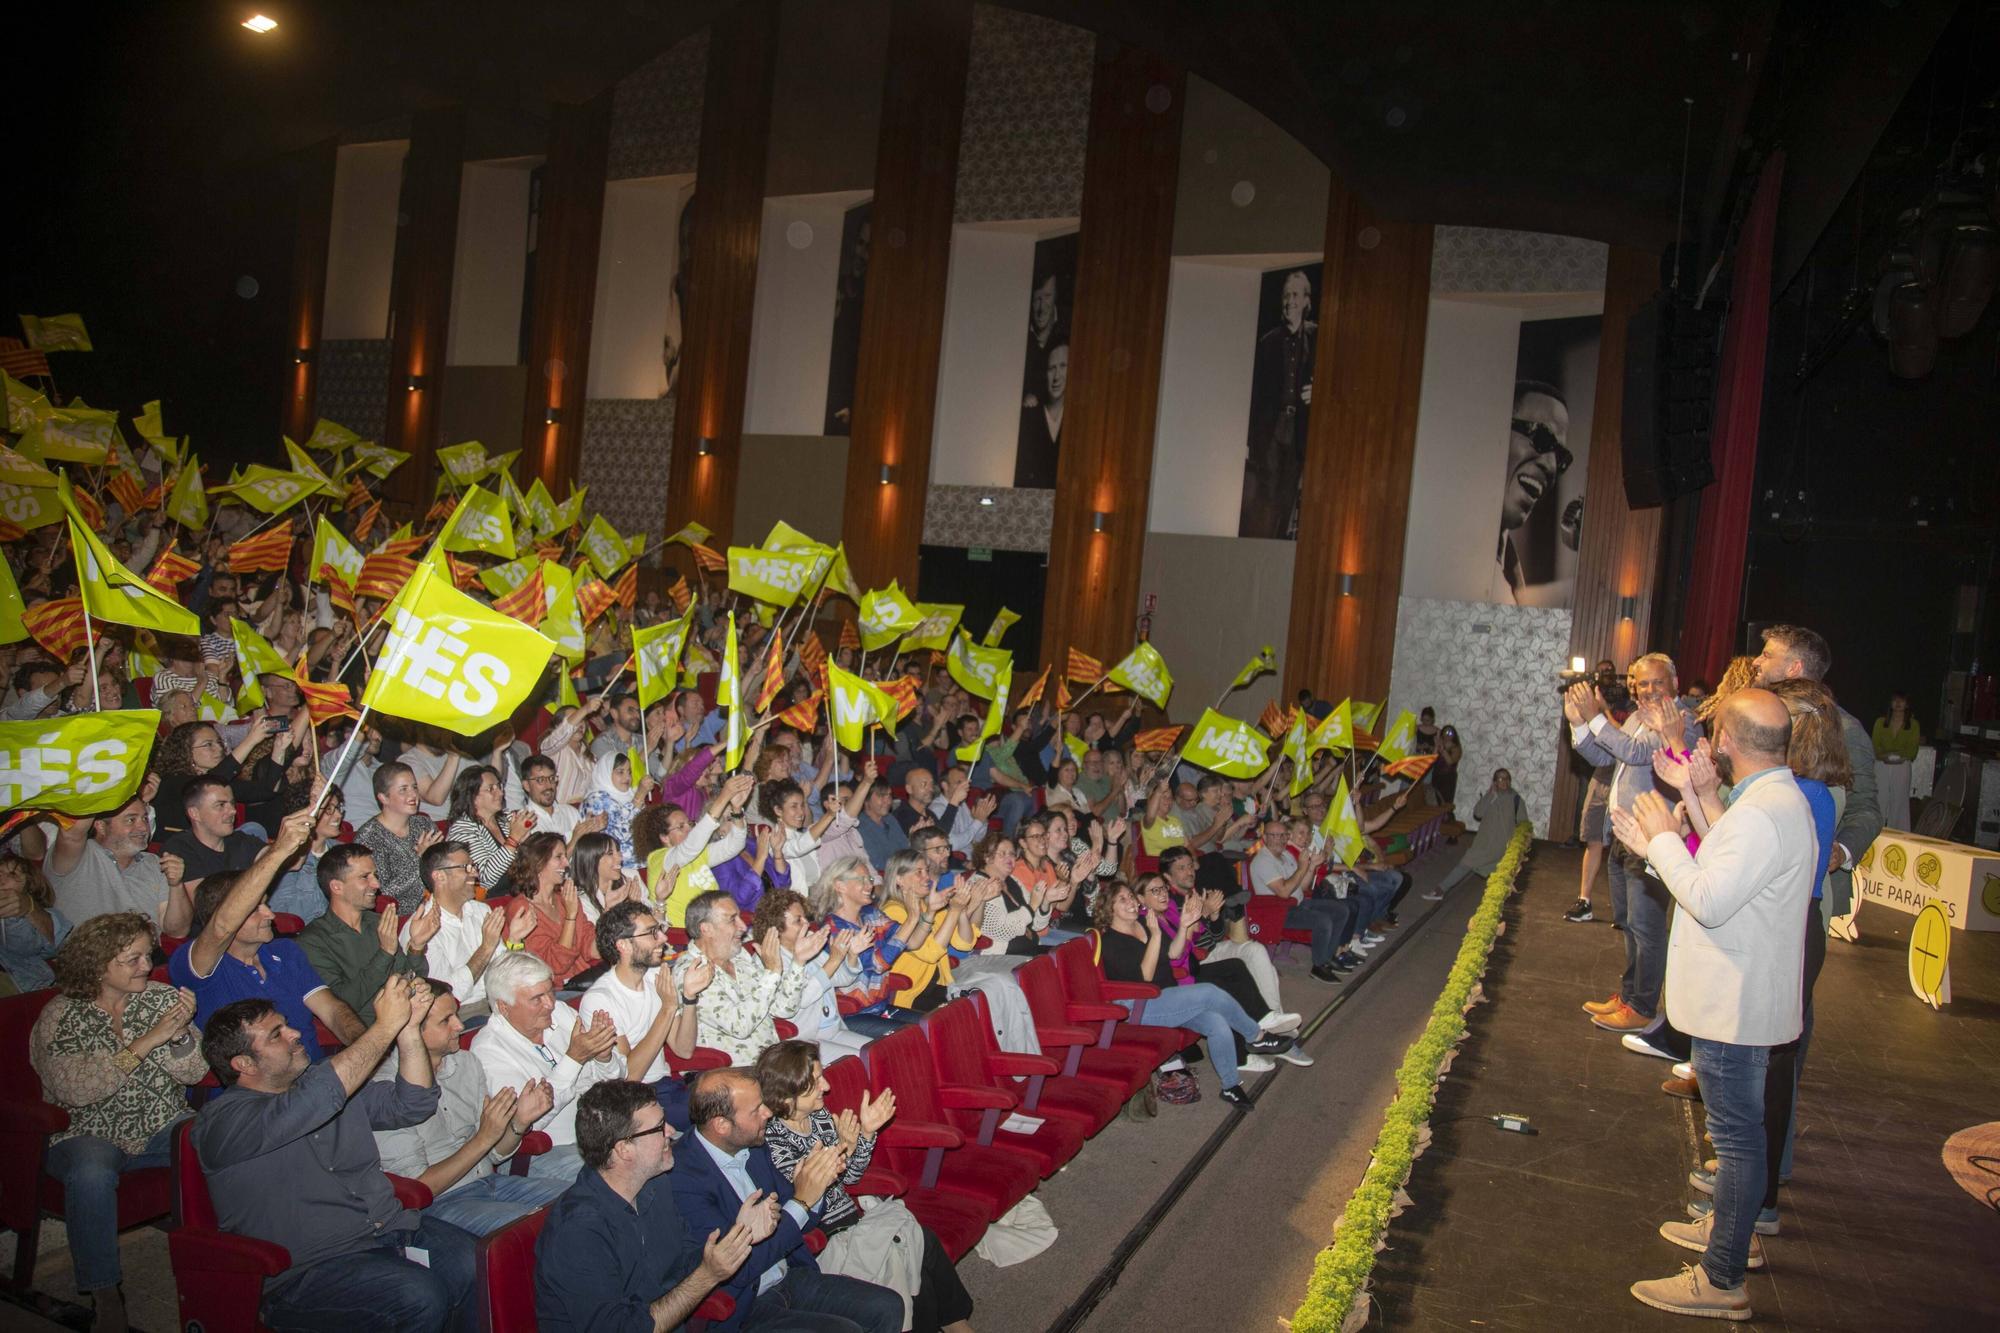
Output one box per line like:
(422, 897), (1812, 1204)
(1496, 375), (1584, 606)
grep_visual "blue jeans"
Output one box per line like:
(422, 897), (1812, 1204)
(845, 1009), (921, 1038)
(1040, 926), (1083, 946)
(1124, 981), (1261, 1091)
(1613, 853), (1670, 1018)
(742, 1264), (904, 1332)
(422, 1172), (568, 1237)
(1690, 1038), (1770, 1291)
(1603, 839), (1629, 928)
(44, 1118), (183, 1290)
(525, 1142), (584, 1181)
(1286, 899), (1347, 967)
(260, 1214), (479, 1333)
(994, 790), (1036, 836)
(1342, 874), (1397, 945)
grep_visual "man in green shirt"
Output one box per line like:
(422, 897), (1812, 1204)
(300, 843), (439, 1024)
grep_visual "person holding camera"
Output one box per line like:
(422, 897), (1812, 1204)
(1565, 652), (1696, 1035)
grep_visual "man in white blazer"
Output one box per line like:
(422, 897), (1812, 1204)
(1612, 689), (1815, 1322)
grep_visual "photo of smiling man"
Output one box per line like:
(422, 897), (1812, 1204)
(1491, 315), (1599, 607)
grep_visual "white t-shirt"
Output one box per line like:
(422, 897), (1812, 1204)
(579, 967), (671, 1083)
(45, 840), (172, 928)
(1248, 847), (1300, 900)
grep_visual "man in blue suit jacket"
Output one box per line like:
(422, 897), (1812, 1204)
(672, 1069), (900, 1333)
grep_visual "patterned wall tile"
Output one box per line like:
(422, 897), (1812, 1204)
(316, 338), (391, 444)
(579, 398), (675, 552)
(923, 484), (1054, 552)
(1388, 596), (1573, 836)
(608, 33), (709, 181)
(953, 5), (1094, 223)
(1431, 226), (1608, 295)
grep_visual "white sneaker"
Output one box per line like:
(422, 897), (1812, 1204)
(1258, 1010), (1303, 1035)
(1362, 931), (1387, 944)
(1237, 1054), (1276, 1073)
(1278, 1043), (1314, 1067)
(1671, 1061), (1693, 1081)
(1620, 1032), (1677, 1060)
(1420, 890), (1445, 901)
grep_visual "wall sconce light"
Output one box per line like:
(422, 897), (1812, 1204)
(293, 347), (314, 365)
(977, 495), (995, 507)
(544, 406), (561, 425)
(696, 436), (714, 457)
(405, 374), (425, 392)
(1338, 572), (1356, 597)
(1091, 511), (1108, 533)
(878, 464), (895, 486)
(1618, 595), (1639, 621)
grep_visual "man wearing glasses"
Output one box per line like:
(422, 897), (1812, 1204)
(414, 840), (531, 1014)
(1496, 379), (1578, 605)
(581, 901), (711, 1119)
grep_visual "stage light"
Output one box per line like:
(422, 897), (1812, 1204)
(696, 436), (713, 457)
(544, 406), (561, 425)
(1338, 573), (1355, 597)
(243, 14), (278, 34)
(1091, 511), (1108, 533)
(879, 464), (895, 486)
(978, 495), (995, 507)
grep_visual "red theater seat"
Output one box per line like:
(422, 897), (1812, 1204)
(922, 996), (1090, 1176)
(1014, 954), (1157, 1098)
(821, 1055), (990, 1262)
(862, 1027), (1040, 1223)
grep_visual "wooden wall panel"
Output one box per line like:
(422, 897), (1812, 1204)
(839, 0), (972, 593)
(1038, 38), (1185, 668)
(661, 0), (781, 550)
(1284, 180), (1433, 702)
(521, 96), (611, 495)
(1548, 245), (1662, 835)
(384, 107), (465, 509)
(282, 139), (337, 446)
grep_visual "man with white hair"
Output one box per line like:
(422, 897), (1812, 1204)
(470, 949), (622, 1181)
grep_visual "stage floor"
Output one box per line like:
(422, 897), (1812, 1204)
(1370, 844), (2000, 1332)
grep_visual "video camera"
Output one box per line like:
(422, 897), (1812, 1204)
(1557, 657), (1632, 713)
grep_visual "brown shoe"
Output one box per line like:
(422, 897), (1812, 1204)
(1630, 1264), (1753, 1320)
(1593, 1002), (1661, 1033)
(1582, 992), (1622, 1016)
(1662, 1075), (1702, 1100)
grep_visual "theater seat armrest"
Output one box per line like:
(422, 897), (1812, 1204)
(1063, 1001), (1126, 1023)
(881, 974), (912, 993)
(849, 1165), (908, 1198)
(666, 1045), (733, 1074)
(507, 1130), (554, 1175)
(388, 1174), (433, 1210)
(803, 1228), (828, 1255)
(694, 1291), (737, 1322)
(880, 1120), (963, 1150)
(938, 1083), (1014, 1111)
(1034, 1022), (1094, 1048)
(0, 1098), (69, 1137)
(1098, 980), (1159, 1002)
(774, 1019), (798, 1040)
(984, 1052), (1060, 1078)
(170, 1229), (291, 1277)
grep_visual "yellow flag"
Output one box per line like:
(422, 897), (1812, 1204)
(230, 619), (297, 711)
(441, 485), (518, 559)
(1181, 708), (1272, 778)
(364, 561), (556, 736)
(524, 479), (560, 535)
(478, 555), (539, 597)
(1321, 775), (1368, 866)
(310, 516), (365, 586)
(283, 438), (335, 492)
(726, 545), (819, 609)
(307, 418), (362, 453)
(824, 544), (861, 604)
(1230, 645), (1276, 691)
(480, 450), (521, 484)
(0, 711), (162, 815)
(983, 607), (1019, 647)
(946, 630), (1011, 700)
(540, 561), (587, 663)
(856, 582), (921, 652)
(0, 444), (58, 488)
(0, 547), (26, 644)
(551, 487), (588, 532)
(4, 371), (49, 434)
(901, 603), (964, 654)
(666, 520), (712, 549)
(1310, 699), (1353, 754)
(955, 661), (1011, 762)
(582, 514), (631, 578)
(544, 664), (580, 716)
(1376, 709), (1419, 764)
(436, 440), (490, 488)
(351, 441), (410, 479)
(18, 405), (117, 464)
(634, 608), (694, 709)
(1352, 698), (1386, 733)
(721, 614), (747, 768)
(763, 519), (827, 554)
(166, 456), (208, 529)
(60, 480), (199, 636)
(827, 662), (901, 751)
(218, 464), (318, 515)
(20, 313), (92, 352)
(1107, 642), (1174, 708)
(0, 481), (64, 532)
(1283, 713), (1316, 797)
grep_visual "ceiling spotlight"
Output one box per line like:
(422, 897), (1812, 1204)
(242, 14), (278, 34)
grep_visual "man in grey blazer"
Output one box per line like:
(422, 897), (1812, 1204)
(1752, 624), (1881, 934)
(1613, 689), (1816, 1322)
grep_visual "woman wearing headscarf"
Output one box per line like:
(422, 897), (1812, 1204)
(578, 751), (656, 869)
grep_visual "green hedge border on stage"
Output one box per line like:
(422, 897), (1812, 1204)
(1288, 823), (1536, 1333)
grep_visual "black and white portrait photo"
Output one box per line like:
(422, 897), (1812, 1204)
(1238, 263), (1321, 539)
(822, 200), (871, 435)
(1491, 314), (1599, 607)
(1013, 231), (1076, 488)
(659, 184), (697, 400)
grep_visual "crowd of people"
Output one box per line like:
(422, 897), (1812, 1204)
(1559, 625), (1884, 1322)
(2, 468), (1497, 1332)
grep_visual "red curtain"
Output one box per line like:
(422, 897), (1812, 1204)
(1678, 151), (1786, 686)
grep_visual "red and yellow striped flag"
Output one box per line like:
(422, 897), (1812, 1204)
(447, 553), (481, 592)
(797, 630), (826, 677)
(138, 481), (164, 512)
(23, 598), (89, 661)
(353, 499), (382, 543)
(576, 577), (617, 626)
(424, 495), (455, 525)
(1065, 647), (1102, 684)
(838, 619), (860, 653)
(296, 655), (358, 725)
(612, 563), (637, 612)
(145, 545), (201, 592)
(666, 574), (692, 614)
(71, 486), (104, 532)
(1015, 664), (1051, 710)
(345, 477), (372, 511)
(229, 520), (295, 574)
(878, 674), (921, 722)
(325, 569), (357, 618)
(778, 691), (822, 731)
(754, 630), (786, 712)
(689, 543), (727, 574)
(1133, 724), (1186, 754)
(377, 532), (428, 560)
(0, 517), (26, 543)
(1054, 674), (1072, 712)
(493, 567), (546, 626)
(1383, 752), (1438, 781)
(107, 471), (145, 516)
(1259, 701), (1293, 738)
(356, 551), (417, 603)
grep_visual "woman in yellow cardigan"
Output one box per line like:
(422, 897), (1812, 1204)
(879, 848), (980, 1010)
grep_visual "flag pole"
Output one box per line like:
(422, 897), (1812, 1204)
(309, 704), (373, 822)
(81, 601), (101, 711)
(1067, 672), (1112, 711)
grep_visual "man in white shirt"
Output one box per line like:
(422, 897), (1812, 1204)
(406, 840), (530, 1013)
(579, 901), (713, 1126)
(470, 950), (623, 1181)
(1243, 827), (1345, 981)
(1613, 689), (1816, 1323)
(518, 755), (593, 844)
(373, 978), (565, 1235)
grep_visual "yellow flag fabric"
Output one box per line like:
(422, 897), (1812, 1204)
(0, 444), (59, 488)
(763, 519), (827, 554)
(20, 313), (93, 352)
(1063, 733), (1089, 766)
(0, 549), (26, 644)
(856, 583), (921, 652)
(582, 515), (631, 578)
(1352, 698), (1386, 733)
(165, 457), (208, 528)
(667, 520), (712, 549)
(60, 481), (199, 636)
(726, 546), (818, 608)
(901, 603), (964, 654)
(0, 482), (64, 532)
(478, 555), (539, 597)
(351, 441), (410, 479)
(4, 371), (50, 433)
(479, 450), (521, 484)
(364, 561), (556, 736)
(824, 544), (861, 604)
(721, 614), (747, 769)
(1107, 642), (1174, 709)
(954, 662), (1011, 762)
(310, 516), (365, 586)
(283, 438), (335, 493)
(521, 479), (559, 535)
(945, 631), (1011, 700)
(307, 418), (362, 453)
(219, 465), (318, 515)
(539, 561), (587, 663)
(827, 662), (901, 750)
(1376, 709), (1419, 764)
(1310, 698), (1353, 754)
(230, 619), (297, 711)
(1230, 646), (1277, 691)
(19, 405), (117, 464)
(0, 710), (161, 815)
(436, 440), (490, 488)
(544, 664), (580, 715)
(983, 608), (1020, 647)
(441, 485), (518, 559)
(1321, 775), (1368, 865)
(633, 608), (694, 709)
(1181, 708), (1272, 778)
(1283, 714), (1316, 797)
(550, 487), (588, 532)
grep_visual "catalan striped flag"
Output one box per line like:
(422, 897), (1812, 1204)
(138, 481), (164, 512)
(353, 499), (382, 543)
(1133, 724), (1185, 754)
(666, 574), (692, 614)
(448, 553), (482, 593)
(778, 691), (823, 732)
(613, 563), (637, 612)
(345, 477), (372, 511)
(1015, 664), (1051, 710)
(106, 471), (145, 516)
(576, 577), (617, 627)
(797, 629), (826, 678)
(690, 543), (727, 574)
(325, 570), (358, 618)
(754, 630), (786, 712)
(229, 520), (296, 574)
(1383, 752), (1438, 781)
(424, 495), (456, 525)
(878, 674), (921, 722)
(1259, 701), (1294, 738)
(0, 519), (23, 543)
(1065, 647), (1102, 684)
(356, 551), (418, 603)
(377, 531), (429, 560)
(145, 545), (201, 592)
(71, 486), (104, 532)
(493, 567), (546, 626)
(23, 598), (88, 661)
(1054, 674), (1072, 712)
(297, 655), (358, 725)
(0, 340), (51, 381)
(838, 619), (860, 653)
